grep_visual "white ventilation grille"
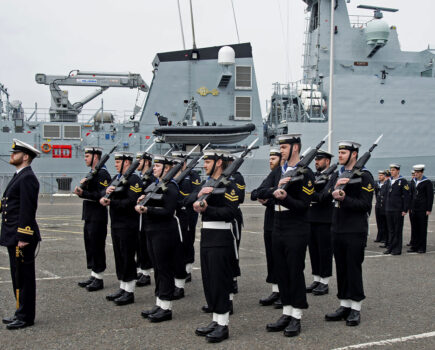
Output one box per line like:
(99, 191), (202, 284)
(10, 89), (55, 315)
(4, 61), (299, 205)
(235, 66), (252, 89)
(43, 124), (61, 139)
(235, 96), (251, 120)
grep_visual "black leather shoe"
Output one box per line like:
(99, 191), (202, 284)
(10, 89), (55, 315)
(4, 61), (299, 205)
(201, 305), (212, 313)
(2, 316), (17, 325)
(312, 283), (329, 296)
(406, 243), (411, 246)
(195, 321), (218, 336)
(106, 289), (125, 301)
(325, 306), (351, 321)
(417, 250), (426, 254)
(114, 292), (134, 306)
(374, 239), (381, 243)
(141, 306), (161, 319)
(86, 278), (104, 292)
(185, 273), (192, 283)
(266, 315), (291, 332)
(6, 319), (34, 330)
(206, 325), (229, 343)
(407, 248), (417, 253)
(136, 274), (151, 287)
(346, 309), (361, 326)
(259, 292), (280, 306)
(306, 281), (320, 293)
(273, 298), (283, 309)
(148, 308), (172, 323)
(173, 287), (185, 300)
(383, 250), (391, 254)
(232, 280), (238, 294)
(284, 317), (301, 337)
(379, 244), (387, 248)
(391, 252), (401, 255)
(78, 276), (94, 288)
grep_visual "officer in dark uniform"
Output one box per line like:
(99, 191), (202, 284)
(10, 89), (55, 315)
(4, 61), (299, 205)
(193, 150), (239, 343)
(135, 151), (155, 287)
(374, 170), (388, 244)
(384, 164), (410, 255)
(408, 164), (433, 253)
(136, 155), (181, 323)
(253, 148), (281, 306)
(325, 140), (374, 327)
(74, 147), (111, 292)
(258, 134), (315, 338)
(100, 152), (142, 305)
(1, 139), (41, 330)
(306, 150), (336, 296)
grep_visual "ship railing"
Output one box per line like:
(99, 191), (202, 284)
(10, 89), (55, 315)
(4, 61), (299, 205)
(349, 15), (372, 28)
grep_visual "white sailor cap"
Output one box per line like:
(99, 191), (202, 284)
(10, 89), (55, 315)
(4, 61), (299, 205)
(378, 170), (386, 175)
(169, 156), (183, 164)
(203, 149), (226, 160)
(270, 148), (281, 157)
(315, 149), (334, 159)
(84, 146), (103, 155)
(171, 150), (187, 158)
(153, 155), (174, 165)
(11, 139), (40, 158)
(114, 152), (134, 161)
(412, 164), (425, 171)
(389, 163), (401, 169)
(278, 134), (302, 145)
(338, 140), (361, 151)
(136, 151), (153, 161)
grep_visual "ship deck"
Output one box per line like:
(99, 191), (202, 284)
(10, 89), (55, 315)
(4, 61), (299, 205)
(0, 196), (434, 349)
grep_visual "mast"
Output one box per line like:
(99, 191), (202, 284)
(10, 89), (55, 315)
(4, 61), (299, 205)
(177, 0), (186, 50)
(327, 0), (335, 152)
(189, 0), (197, 49)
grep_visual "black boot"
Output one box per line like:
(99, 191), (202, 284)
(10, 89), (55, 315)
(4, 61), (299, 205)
(266, 315), (291, 332)
(136, 274), (151, 287)
(195, 321), (218, 336)
(346, 309), (361, 326)
(173, 287), (185, 300)
(325, 306), (351, 321)
(284, 317), (301, 337)
(312, 283), (329, 296)
(205, 325), (229, 343)
(78, 276), (95, 288)
(86, 278), (104, 292)
(106, 289), (124, 301)
(141, 305), (161, 319)
(273, 298), (283, 309)
(148, 308), (172, 323)
(114, 292), (134, 306)
(2, 316), (17, 325)
(306, 281), (320, 293)
(259, 292), (280, 306)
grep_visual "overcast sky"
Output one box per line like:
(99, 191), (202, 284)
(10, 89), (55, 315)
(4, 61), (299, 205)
(1, 0), (433, 118)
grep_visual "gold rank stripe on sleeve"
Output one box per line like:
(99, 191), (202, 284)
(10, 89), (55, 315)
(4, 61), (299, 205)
(100, 181), (108, 187)
(224, 193), (239, 202)
(236, 184), (246, 190)
(129, 185), (142, 193)
(362, 186), (374, 192)
(192, 180), (201, 185)
(179, 190), (189, 196)
(17, 226), (34, 236)
(302, 186), (314, 195)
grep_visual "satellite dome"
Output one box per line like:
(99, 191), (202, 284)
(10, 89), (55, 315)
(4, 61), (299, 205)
(365, 19), (390, 46)
(218, 46), (235, 65)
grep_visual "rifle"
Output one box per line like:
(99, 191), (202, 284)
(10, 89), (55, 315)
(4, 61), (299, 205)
(278, 133), (330, 190)
(79, 140), (120, 189)
(336, 134), (383, 195)
(174, 143), (210, 184)
(138, 145), (201, 206)
(104, 159), (141, 200)
(198, 138), (259, 207)
(315, 162), (338, 185)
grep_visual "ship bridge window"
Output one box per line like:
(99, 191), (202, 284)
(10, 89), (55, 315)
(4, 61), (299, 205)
(63, 125), (81, 139)
(43, 124), (61, 139)
(309, 2), (319, 32)
(235, 96), (251, 120)
(235, 66), (252, 90)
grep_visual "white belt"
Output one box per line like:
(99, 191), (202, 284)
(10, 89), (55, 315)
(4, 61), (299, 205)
(275, 205), (290, 212)
(202, 221), (232, 230)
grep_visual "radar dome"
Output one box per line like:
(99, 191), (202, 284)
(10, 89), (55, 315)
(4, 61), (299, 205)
(365, 19), (390, 46)
(218, 46), (235, 65)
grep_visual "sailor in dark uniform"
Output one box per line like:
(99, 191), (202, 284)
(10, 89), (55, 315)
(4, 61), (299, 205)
(136, 155), (180, 323)
(193, 150), (239, 343)
(258, 134), (315, 338)
(100, 152), (142, 306)
(74, 147), (111, 292)
(325, 141), (374, 327)
(408, 170), (417, 248)
(379, 170), (391, 248)
(135, 151), (155, 287)
(407, 164), (433, 253)
(253, 148), (281, 306)
(306, 150), (337, 296)
(1, 139), (41, 330)
(227, 153), (246, 294)
(384, 163), (410, 255)
(374, 170), (388, 244)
